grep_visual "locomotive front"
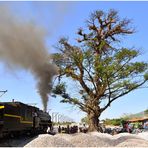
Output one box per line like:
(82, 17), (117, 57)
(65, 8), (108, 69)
(0, 101), (52, 138)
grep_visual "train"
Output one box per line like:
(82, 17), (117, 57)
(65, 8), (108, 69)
(0, 101), (52, 138)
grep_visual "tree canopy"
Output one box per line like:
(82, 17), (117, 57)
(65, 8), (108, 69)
(52, 9), (148, 131)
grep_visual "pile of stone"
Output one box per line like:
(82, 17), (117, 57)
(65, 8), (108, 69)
(24, 134), (74, 147)
(25, 132), (148, 147)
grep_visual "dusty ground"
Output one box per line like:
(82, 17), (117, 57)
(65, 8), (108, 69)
(0, 132), (148, 147)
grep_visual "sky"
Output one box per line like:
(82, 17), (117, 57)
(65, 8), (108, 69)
(0, 1), (148, 122)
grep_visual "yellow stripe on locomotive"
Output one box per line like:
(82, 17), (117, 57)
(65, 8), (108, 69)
(0, 106), (5, 109)
(4, 113), (33, 124)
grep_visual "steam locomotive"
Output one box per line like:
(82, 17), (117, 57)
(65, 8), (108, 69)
(0, 101), (52, 138)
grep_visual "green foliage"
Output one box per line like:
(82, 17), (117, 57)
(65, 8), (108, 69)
(144, 73), (148, 80)
(115, 48), (139, 62)
(104, 118), (123, 126)
(81, 116), (89, 124)
(52, 82), (66, 95)
(144, 109), (148, 115)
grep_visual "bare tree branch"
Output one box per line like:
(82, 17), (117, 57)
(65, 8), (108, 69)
(101, 80), (147, 112)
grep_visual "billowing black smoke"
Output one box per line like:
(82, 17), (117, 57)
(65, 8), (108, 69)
(0, 7), (58, 111)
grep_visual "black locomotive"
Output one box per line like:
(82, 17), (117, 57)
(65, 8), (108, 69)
(0, 101), (52, 138)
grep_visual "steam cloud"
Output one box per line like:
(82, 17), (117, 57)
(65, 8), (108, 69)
(0, 7), (58, 111)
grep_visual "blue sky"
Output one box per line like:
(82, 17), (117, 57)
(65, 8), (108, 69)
(0, 1), (148, 122)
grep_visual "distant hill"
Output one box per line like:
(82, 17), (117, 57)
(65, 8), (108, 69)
(122, 109), (148, 119)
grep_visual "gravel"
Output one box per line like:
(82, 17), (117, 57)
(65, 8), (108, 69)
(25, 134), (74, 147)
(137, 132), (148, 140)
(24, 132), (148, 147)
(65, 133), (110, 147)
(117, 139), (148, 147)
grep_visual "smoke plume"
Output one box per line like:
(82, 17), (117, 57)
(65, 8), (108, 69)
(0, 7), (58, 111)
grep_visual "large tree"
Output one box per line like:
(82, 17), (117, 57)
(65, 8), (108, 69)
(52, 9), (148, 132)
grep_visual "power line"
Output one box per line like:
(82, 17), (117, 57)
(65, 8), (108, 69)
(0, 90), (7, 98)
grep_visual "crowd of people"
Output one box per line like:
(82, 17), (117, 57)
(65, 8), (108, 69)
(57, 124), (88, 134)
(58, 125), (78, 134)
(104, 120), (148, 135)
(53, 120), (148, 135)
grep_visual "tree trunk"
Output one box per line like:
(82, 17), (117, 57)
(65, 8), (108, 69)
(87, 111), (102, 132)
